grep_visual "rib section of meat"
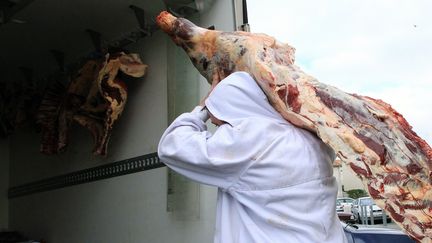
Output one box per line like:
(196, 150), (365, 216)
(156, 11), (432, 242)
(37, 52), (147, 156)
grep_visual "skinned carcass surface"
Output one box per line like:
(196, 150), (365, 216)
(156, 11), (432, 242)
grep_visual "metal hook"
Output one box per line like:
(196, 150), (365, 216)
(129, 5), (151, 36)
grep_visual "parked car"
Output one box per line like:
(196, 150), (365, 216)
(337, 200), (356, 223)
(337, 197), (355, 207)
(338, 211), (356, 223)
(342, 222), (415, 243)
(336, 200), (344, 212)
(351, 197), (390, 223)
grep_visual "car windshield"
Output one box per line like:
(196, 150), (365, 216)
(360, 198), (374, 206)
(338, 198), (353, 203)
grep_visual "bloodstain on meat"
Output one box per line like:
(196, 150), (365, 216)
(350, 162), (371, 178)
(287, 84), (301, 113)
(368, 183), (384, 199)
(405, 225), (426, 242)
(315, 88), (355, 120)
(407, 162), (423, 175)
(406, 142), (418, 154)
(403, 201), (428, 210)
(386, 204), (405, 223)
(276, 85), (287, 103)
(383, 173), (408, 185)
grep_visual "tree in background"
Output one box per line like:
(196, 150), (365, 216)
(346, 189), (368, 199)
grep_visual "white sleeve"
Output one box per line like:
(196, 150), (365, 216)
(158, 106), (252, 189)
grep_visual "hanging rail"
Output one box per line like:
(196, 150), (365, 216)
(8, 152), (165, 198)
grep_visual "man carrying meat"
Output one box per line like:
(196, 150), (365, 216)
(158, 71), (347, 243)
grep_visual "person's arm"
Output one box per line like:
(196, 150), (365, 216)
(158, 106), (249, 189)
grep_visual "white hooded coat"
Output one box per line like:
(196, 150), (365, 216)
(158, 72), (347, 243)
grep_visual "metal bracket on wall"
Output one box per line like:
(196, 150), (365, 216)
(8, 152), (165, 199)
(107, 5), (157, 49)
(130, 5), (153, 36)
(0, 0), (35, 25)
(83, 6), (157, 53)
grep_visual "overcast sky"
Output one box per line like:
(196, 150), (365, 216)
(247, 0), (432, 145)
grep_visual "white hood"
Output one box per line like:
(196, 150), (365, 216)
(205, 71), (288, 125)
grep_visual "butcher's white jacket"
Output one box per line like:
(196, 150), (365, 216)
(158, 72), (347, 243)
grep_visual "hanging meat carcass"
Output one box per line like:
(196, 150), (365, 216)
(0, 70), (43, 137)
(37, 52), (147, 156)
(156, 11), (432, 242)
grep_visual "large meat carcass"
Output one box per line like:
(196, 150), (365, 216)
(156, 11), (432, 242)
